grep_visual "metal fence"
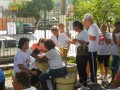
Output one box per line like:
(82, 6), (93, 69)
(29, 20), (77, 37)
(0, 9), (76, 62)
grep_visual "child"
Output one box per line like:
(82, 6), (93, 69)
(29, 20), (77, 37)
(31, 38), (47, 55)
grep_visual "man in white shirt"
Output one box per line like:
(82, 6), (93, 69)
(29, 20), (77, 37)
(83, 14), (100, 84)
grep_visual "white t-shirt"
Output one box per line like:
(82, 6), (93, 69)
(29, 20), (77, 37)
(88, 23), (100, 52)
(60, 31), (67, 36)
(45, 49), (65, 69)
(75, 30), (89, 53)
(14, 49), (32, 74)
(51, 33), (70, 48)
(22, 86), (37, 90)
(111, 41), (119, 56)
(98, 32), (112, 55)
(115, 32), (120, 40)
(111, 32), (120, 56)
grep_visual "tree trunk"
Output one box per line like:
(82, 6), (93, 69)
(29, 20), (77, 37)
(35, 18), (39, 29)
(107, 22), (110, 32)
(61, 0), (66, 15)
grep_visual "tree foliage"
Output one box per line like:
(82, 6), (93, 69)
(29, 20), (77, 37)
(16, 0), (54, 21)
(73, 0), (120, 30)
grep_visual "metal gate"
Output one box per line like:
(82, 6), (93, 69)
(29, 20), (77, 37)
(0, 0), (76, 63)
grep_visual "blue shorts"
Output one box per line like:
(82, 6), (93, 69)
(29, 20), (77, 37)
(111, 55), (120, 74)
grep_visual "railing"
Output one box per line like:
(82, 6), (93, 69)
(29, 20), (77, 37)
(0, 10), (76, 61)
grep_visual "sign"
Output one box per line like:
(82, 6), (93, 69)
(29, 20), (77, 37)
(17, 21), (24, 27)
(9, 6), (18, 11)
(9, 6), (18, 13)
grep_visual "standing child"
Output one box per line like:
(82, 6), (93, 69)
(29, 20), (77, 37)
(97, 24), (111, 83)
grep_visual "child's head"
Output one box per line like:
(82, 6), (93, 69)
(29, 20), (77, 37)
(101, 24), (107, 33)
(115, 21), (120, 32)
(18, 37), (29, 49)
(51, 25), (59, 37)
(44, 39), (56, 50)
(38, 38), (45, 46)
(59, 23), (65, 32)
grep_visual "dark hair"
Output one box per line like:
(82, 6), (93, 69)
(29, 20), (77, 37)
(18, 37), (29, 49)
(73, 21), (84, 30)
(38, 38), (45, 46)
(44, 39), (56, 50)
(15, 71), (31, 88)
(51, 25), (59, 32)
(115, 21), (120, 26)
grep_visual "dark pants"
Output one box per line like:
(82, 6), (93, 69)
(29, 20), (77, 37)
(112, 55), (120, 74)
(76, 55), (88, 86)
(88, 52), (97, 83)
(31, 68), (42, 86)
(39, 67), (67, 90)
(0, 80), (5, 90)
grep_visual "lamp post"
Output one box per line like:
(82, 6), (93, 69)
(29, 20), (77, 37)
(44, 9), (47, 38)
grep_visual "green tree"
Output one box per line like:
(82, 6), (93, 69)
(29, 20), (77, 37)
(73, 0), (120, 31)
(16, 0), (54, 25)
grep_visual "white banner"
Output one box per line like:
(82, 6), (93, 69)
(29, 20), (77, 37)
(7, 22), (16, 34)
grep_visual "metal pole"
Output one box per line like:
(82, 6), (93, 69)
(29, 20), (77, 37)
(44, 10), (46, 38)
(61, 0), (66, 15)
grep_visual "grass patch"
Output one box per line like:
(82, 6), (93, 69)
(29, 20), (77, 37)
(68, 56), (76, 63)
(4, 69), (13, 78)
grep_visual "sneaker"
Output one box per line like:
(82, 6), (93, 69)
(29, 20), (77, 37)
(87, 81), (95, 85)
(97, 75), (104, 80)
(107, 74), (111, 79)
(87, 78), (91, 82)
(74, 82), (82, 88)
(80, 86), (89, 90)
(102, 76), (108, 83)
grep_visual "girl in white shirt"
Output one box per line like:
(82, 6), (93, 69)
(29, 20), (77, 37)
(72, 21), (89, 87)
(97, 24), (111, 82)
(33, 39), (67, 90)
(58, 23), (70, 38)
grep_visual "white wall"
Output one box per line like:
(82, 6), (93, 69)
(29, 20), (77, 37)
(0, 1), (10, 10)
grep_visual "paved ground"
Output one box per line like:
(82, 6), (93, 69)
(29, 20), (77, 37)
(5, 78), (13, 90)
(1, 63), (111, 90)
(5, 75), (111, 90)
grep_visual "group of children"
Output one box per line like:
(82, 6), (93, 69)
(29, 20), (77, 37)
(0, 13), (120, 90)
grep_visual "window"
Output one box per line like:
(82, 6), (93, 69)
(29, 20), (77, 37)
(4, 40), (18, 48)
